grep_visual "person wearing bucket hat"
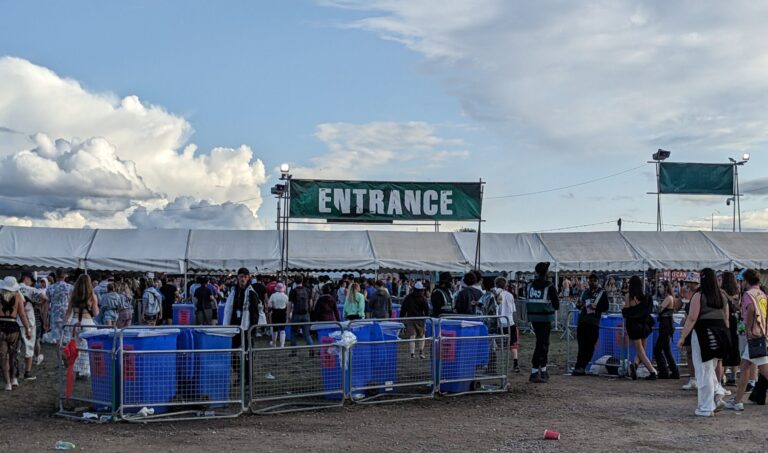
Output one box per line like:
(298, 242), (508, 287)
(526, 262), (559, 383)
(1, 277), (32, 390)
(267, 282), (289, 347)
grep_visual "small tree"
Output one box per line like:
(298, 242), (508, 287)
(456, 227), (477, 233)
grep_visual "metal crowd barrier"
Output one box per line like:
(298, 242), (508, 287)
(55, 315), (514, 421)
(118, 325), (245, 422)
(347, 317), (436, 404)
(56, 324), (119, 422)
(248, 321), (345, 415)
(56, 324), (245, 422)
(564, 311), (689, 377)
(436, 315), (511, 396)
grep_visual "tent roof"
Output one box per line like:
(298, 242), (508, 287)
(622, 231), (732, 270)
(368, 231), (468, 271)
(86, 229), (189, 273)
(702, 232), (768, 270)
(287, 230), (376, 271)
(0, 226), (95, 269)
(454, 232), (553, 272)
(187, 229), (281, 272)
(540, 231), (643, 271)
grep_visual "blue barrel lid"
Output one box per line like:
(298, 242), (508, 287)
(311, 322), (344, 331)
(173, 303), (195, 308)
(439, 319), (484, 328)
(78, 328), (117, 339)
(120, 328), (181, 338)
(192, 327), (240, 337)
(378, 321), (405, 329)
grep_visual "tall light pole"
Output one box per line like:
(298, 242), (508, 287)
(279, 163), (292, 275)
(650, 149), (671, 231)
(728, 153), (750, 232)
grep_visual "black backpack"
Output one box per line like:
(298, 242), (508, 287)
(293, 287), (310, 315)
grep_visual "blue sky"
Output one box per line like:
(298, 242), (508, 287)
(0, 1), (766, 232)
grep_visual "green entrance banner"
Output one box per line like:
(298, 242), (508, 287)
(289, 180), (482, 221)
(658, 162), (734, 195)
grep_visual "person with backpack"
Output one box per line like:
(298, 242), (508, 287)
(454, 272), (483, 315)
(431, 272), (455, 317)
(366, 280), (392, 319)
(526, 262), (560, 383)
(401, 281), (430, 359)
(142, 278), (163, 326)
(288, 275), (314, 350)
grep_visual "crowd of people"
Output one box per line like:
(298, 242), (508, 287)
(541, 263), (768, 417)
(2, 263), (766, 421)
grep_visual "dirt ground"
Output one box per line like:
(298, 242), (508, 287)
(1, 333), (767, 453)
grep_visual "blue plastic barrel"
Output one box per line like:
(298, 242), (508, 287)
(81, 329), (118, 411)
(391, 303), (401, 319)
(343, 322), (380, 399)
(372, 321), (404, 392)
(192, 327), (239, 407)
(176, 329), (196, 400)
(82, 328), (180, 414)
(173, 304), (195, 325)
(311, 323), (345, 399)
(120, 328), (180, 414)
(438, 319), (486, 393)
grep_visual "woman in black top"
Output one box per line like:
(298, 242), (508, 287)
(622, 276), (658, 380)
(653, 281), (680, 379)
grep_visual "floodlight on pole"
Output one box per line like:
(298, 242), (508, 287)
(651, 149), (671, 231)
(743, 153), (750, 162)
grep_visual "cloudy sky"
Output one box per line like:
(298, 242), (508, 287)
(0, 0), (766, 232)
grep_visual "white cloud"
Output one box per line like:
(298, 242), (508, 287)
(128, 197), (261, 229)
(291, 121), (468, 179)
(325, 1), (768, 156)
(0, 57), (267, 228)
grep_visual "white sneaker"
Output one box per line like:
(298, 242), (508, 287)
(714, 397), (726, 412)
(11, 378), (18, 387)
(722, 388), (732, 396)
(682, 379), (698, 390)
(725, 399), (744, 411)
(34, 354), (44, 366)
(694, 409), (713, 417)
(3, 384), (11, 391)
(264, 372), (275, 380)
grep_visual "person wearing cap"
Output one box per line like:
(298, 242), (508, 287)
(267, 283), (289, 348)
(571, 272), (609, 376)
(1, 277), (32, 390)
(526, 262), (560, 383)
(223, 268), (260, 382)
(366, 280), (392, 319)
(431, 272), (455, 317)
(19, 271), (47, 374)
(401, 281), (430, 359)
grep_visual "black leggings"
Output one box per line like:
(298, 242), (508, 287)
(653, 318), (678, 374)
(531, 322), (551, 369)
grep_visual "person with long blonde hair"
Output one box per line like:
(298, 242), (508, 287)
(62, 274), (99, 379)
(344, 283), (365, 320)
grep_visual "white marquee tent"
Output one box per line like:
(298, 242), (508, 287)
(0, 225), (765, 273)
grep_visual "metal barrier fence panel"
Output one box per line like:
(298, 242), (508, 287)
(436, 315), (510, 396)
(115, 325), (245, 422)
(347, 318), (436, 404)
(248, 321), (345, 415)
(56, 324), (118, 422)
(565, 311), (689, 377)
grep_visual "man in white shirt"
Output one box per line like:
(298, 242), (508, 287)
(19, 271), (48, 380)
(494, 277), (519, 373)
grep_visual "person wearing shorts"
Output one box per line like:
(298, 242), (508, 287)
(401, 282), (429, 359)
(725, 270), (768, 411)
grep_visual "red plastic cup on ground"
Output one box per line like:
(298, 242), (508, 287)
(544, 430), (560, 440)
